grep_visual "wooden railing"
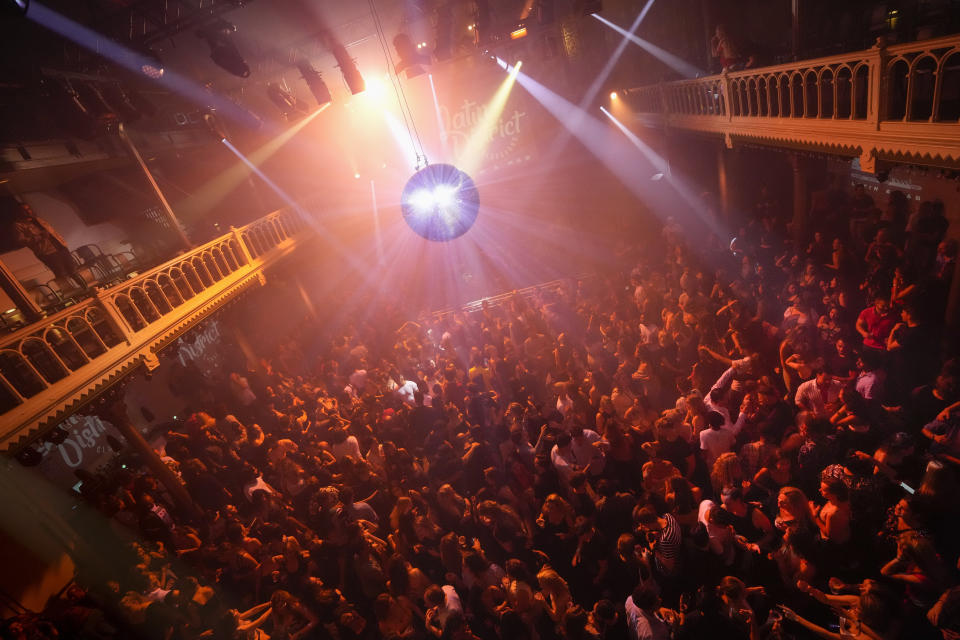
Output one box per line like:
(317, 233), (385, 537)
(0, 207), (311, 451)
(627, 34), (960, 171)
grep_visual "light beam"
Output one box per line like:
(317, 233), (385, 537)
(592, 13), (703, 78)
(457, 60), (521, 175)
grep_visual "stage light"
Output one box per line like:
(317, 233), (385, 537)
(393, 33), (430, 78)
(401, 163), (479, 241)
(2, 0), (28, 16)
(468, 24), (474, 30)
(354, 172), (361, 179)
(610, 91), (618, 100)
(330, 41), (365, 95)
(137, 46), (164, 79)
(43, 426), (69, 445)
(198, 21), (250, 78)
(364, 76), (387, 102)
(297, 60), (332, 107)
(15, 446), (42, 466)
(651, 172), (664, 181)
(510, 26), (528, 40)
(266, 82), (306, 118)
(201, 107), (229, 141)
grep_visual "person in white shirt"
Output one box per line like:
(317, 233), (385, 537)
(424, 584), (463, 636)
(794, 369), (844, 417)
(700, 411), (736, 468)
(625, 585), (673, 640)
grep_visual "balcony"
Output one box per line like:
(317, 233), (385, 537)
(0, 207), (311, 451)
(627, 34), (960, 172)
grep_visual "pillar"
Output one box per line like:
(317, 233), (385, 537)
(791, 154), (809, 242)
(945, 245), (960, 343)
(101, 400), (201, 522)
(0, 258), (42, 322)
(717, 143), (733, 227)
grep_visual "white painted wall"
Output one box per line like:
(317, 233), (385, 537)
(19, 191), (134, 255)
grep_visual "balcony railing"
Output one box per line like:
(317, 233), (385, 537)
(0, 207), (311, 451)
(628, 34), (960, 171)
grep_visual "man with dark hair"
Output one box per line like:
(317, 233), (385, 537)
(634, 506), (682, 582)
(624, 585), (672, 640)
(699, 410), (735, 467)
(794, 368), (844, 417)
(856, 295), (896, 351)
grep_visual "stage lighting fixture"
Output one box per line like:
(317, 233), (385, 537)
(610, 91), (618, 100)
(330, 42), (365, 94)
(400, 163), (479, 241)
(198, 21), (250, 78)
(510, 26), (528, 40)
(297, 60), (332, 106)
(15, 446), (42, 466)
(393, 33), (430, 78)
(2, 0), (28, 16)
(42, 426), (69, 445)
(201, 107), (229, 141)
(577, 0), (602, 15)
(266, 82), (305, 117)
(137, 46), (164, 79)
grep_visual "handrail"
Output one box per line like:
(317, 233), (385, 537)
(625, 33), (960, 171)
(0, 206), (312, 451)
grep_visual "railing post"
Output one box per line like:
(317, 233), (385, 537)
(0, 257), (43, 322)
(231, 226), (255, 264)
(867, 36), (888, 129)
(720, 69), (733, 121)
(93, 287), (133, 345)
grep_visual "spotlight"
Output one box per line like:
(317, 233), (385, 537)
(576, 0), (602, 15)
(330, 41), (365, 95)
(400, 163), (480, 241)
(15, 446), (42, 466)
(392, 33), (430, 78)
(651, 172), (664, 181)
(43, 426), (69, 445)
(296, 60), (332, 106)
(201, 107), (229, 141)
(266, 82), (306, 118)
(2, 0), (28, 16)
(354, 172), (361, 179)
(510, 26), (528, 40)
(610, 91), (618, 100)
(136, 46), (164, 79)
(198, 21), (250, 78)
(364, 76), (387, 102)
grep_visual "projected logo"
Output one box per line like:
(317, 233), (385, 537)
(439, 98), (529, 169)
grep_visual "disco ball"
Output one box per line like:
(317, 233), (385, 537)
(400, 163), (479, 241)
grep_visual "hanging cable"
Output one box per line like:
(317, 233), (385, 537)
(368, 0), (428, 168)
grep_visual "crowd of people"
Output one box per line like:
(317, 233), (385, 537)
(5, 181), (960, 640)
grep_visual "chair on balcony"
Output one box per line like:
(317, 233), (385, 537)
(73, 244), (124, 284)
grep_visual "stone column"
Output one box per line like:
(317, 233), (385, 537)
(791, 154), (809, 242)
(101, 400), (200, 522)
(717, 143), (732, 226)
